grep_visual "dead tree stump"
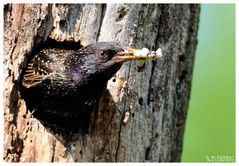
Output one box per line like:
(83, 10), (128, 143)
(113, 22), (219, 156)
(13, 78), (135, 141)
(3, 4), (200, 162)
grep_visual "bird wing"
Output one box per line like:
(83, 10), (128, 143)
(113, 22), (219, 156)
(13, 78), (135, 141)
(22, 49), (67, 88)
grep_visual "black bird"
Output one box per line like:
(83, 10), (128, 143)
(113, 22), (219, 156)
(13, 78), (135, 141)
(21, 42), (151, 121)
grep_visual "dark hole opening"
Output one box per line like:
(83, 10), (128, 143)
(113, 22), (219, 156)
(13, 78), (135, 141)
(179, 70), (188, 81)
(179, 54), (185, 62)
(145, 147), (151, 161)
(138, 97), (144, 106)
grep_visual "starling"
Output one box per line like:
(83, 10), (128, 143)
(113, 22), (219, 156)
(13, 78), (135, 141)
(21, 42), (161, 120)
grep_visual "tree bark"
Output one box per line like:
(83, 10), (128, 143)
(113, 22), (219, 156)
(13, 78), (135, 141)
(3, 4), (200, 162)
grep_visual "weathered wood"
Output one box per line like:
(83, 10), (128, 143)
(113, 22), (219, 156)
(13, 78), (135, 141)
(3, 4), (200, 162)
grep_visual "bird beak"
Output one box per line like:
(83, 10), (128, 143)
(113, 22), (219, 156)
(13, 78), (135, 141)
(113, 47), (162, 62)
(114, 48), (147, 61)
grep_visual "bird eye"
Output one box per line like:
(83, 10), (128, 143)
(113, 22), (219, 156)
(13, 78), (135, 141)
(98, 51), (108, 62)
(99, 52), (105, 57)
(99, 50), (117, 62)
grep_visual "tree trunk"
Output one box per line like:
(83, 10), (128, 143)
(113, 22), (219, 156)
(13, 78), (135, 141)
(3, 4), (200, 162)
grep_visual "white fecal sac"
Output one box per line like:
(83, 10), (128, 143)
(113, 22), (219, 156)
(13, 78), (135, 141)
(133, 48), (150, 56)
(156, 48), (162, 58)
(133, 47), (163, 59)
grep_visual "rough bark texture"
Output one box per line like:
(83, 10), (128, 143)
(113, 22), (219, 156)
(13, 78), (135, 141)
(3, 4), (200, 162)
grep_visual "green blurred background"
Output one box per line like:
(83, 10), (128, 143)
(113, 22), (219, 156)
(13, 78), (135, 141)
(181, 4), (235, 162)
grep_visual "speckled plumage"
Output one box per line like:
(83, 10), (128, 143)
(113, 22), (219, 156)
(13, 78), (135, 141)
(21, 42), (127, 118)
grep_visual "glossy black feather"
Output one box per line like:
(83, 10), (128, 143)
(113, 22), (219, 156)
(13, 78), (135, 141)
(21, 42), (124, 118)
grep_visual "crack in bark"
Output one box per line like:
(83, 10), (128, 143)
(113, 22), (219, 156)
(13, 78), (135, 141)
(146, 7), (162, 106)
(147, 61), (156, 105)
(115, 62), (132, 161)
(96, 4), (106, 42)
(144, 112), (156, 162)
(51, 139), (56, 162)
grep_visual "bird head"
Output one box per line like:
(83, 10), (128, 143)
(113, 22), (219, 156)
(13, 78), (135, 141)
(70, 42), (162, 86)
(78, 42), (153, 79)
